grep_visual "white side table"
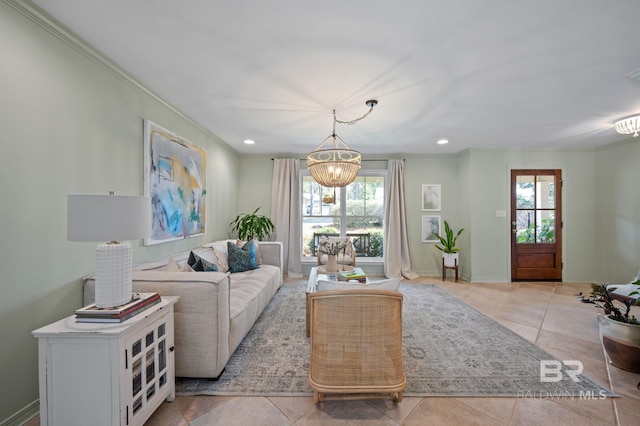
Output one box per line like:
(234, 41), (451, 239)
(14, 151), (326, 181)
(32, 296), (179, 426)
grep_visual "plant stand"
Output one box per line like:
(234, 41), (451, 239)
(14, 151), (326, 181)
(442, 257), (458, 282)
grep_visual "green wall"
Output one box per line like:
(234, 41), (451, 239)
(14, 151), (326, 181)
(0, 2), (240, 422)
(464, 149), (598, 282)
(238, 146), (638, 283)
(595, 140), (640, 283)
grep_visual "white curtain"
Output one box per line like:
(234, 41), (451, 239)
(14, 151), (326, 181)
(271, 159), (303, 277)
(384, 159), (418, 279)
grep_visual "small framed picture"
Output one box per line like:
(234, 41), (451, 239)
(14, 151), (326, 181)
(422, 184), (441, 211)
(422, 215), (441, 243)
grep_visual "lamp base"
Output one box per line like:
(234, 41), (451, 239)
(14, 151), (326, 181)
(95, 242), (133, 308)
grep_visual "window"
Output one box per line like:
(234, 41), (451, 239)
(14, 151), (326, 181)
(301, 171), (385, 259)
(515, 174), (556, 243)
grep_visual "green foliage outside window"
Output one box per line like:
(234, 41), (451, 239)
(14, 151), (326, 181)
(517, 218), (555, 243)
(369, 230), (383, 257)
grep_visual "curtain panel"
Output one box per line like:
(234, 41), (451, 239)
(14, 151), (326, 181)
(271, 159), (303, 277)
(384, 159), (418, 279)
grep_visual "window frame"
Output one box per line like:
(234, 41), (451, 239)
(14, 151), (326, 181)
(300, 169), (386, 260)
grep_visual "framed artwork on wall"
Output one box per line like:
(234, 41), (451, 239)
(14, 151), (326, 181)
(422, 215), (441, 243)
(422, 184), (441, 211)
(144, 120), (207, 245)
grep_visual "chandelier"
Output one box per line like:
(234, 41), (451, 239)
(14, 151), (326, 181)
(307, 99), (378, 187)
(614, 114), (640, 138)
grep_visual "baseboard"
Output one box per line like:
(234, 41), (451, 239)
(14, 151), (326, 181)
(0, 400), (38, 426)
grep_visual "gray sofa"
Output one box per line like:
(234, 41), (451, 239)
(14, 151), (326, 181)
(84, 241), (283, 378)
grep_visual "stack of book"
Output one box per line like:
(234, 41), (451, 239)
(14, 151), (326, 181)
(338, 267), (367, 283)
(75, 292), (161, 323)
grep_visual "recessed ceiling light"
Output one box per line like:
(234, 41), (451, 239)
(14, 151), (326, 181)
(244, 139), (255, 145)
(437, 139), (449, 145)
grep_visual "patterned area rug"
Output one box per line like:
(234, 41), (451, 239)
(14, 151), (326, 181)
(176, 283), (615, 397)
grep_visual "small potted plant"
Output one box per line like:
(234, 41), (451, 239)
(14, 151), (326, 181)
(579, 282), (640, 372)
(319, 238), (349, 273)
(230, 207), (275, 241)
(434, 220), (464, 267)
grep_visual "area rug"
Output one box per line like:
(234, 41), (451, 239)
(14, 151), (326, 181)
(176, 283), (615, 397)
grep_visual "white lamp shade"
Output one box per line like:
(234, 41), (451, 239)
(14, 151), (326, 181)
(67, 194), (151, 242)
(68, 194), (150, 308)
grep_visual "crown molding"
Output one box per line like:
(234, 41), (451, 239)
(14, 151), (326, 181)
(3, 0), (235, 154)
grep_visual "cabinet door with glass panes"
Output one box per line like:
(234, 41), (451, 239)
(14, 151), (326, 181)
(123, 309), (175, 425)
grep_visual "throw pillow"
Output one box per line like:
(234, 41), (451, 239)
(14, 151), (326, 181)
(165, 256), (181, 272)
(187, 251), (219, 272)
(236, 238), (263, 265)
(204, 240), (236, 273)
(365, 278), (400, 291)
(227, 241), (259, 273)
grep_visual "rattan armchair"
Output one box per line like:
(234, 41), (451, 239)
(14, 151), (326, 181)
(308, 289), (406, 403)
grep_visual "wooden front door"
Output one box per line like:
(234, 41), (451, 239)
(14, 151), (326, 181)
(511, 169), (562, 281)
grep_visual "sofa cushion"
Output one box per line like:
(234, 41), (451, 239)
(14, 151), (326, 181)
(227, 241), (258, 273)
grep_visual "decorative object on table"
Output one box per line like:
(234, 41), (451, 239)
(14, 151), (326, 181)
(318, 236), (352, 272)
(230, 207), (275, 241)
(421, 184), (441, 211)
(67, 192), (150, 308)
(325, 254), (338, 273)
(434, 220), (464, 267)
(317, 265), (354, 274)
(307, 99), (377, 188)
(421, 215), (441, 243)
(578, 282), (640, 372)
(75, 292), (160, 323)
(338, 267), (367, 283)
(144, 119), (207, 245)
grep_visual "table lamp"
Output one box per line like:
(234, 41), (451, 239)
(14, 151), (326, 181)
(67, 192), (151, 308)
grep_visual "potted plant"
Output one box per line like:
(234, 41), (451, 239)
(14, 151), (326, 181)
(579, 282), (640, 372)
(230, 207), (275, 241)
(318, 238), (349, 273)
(434, 220), (464, 267)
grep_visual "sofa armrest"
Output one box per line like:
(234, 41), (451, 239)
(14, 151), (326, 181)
(258, 241), (283, 282)
(84, 270), (232, 378)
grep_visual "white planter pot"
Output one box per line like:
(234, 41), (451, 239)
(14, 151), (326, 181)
(596, 313), (640, 372)
(442, 252), (458, 268)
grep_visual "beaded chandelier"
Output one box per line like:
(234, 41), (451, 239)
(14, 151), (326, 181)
(307, 100), (377, 187)
(614, 114), (640, 138)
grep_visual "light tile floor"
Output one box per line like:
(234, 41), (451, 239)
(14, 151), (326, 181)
(27, 277), (640, 425)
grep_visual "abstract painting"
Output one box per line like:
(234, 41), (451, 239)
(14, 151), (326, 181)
(144, 120), (206, 245)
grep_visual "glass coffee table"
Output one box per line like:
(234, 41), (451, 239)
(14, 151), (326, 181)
(306, 266), (367, 337)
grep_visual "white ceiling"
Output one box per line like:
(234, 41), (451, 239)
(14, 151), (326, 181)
(31, 0), (640, 155)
